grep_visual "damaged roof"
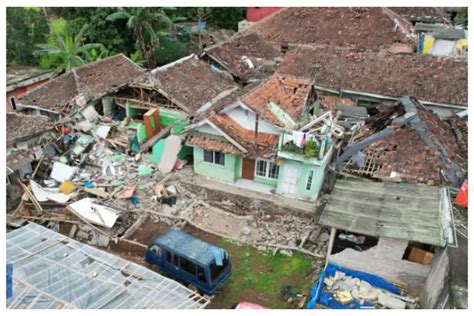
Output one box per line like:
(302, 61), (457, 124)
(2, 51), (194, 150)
(204, 33), (281, 80)
(389, 7), (451, 24)
(133, 55), (237, 114)
(277, 46), (467, 107)
(7, 113), (54, 146)
(18, 54), (144, 116)
(242, 75), (313, 127)
(337, 97), (465, 187)
(243, 7), (415, 50)
(319, 178), (450, 247)
(7, 65), (52, 92)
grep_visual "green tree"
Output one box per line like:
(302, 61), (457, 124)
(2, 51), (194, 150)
(208, 7), (245, 31)
(34, 23), (106, 74)
(154, 35), (188, 66)
(454, 7), (468, 28)
(106, 7), (173, 67)
(7, 7), (49, 66)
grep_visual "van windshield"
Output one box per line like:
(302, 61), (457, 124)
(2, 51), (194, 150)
(209, 257), (229, 282)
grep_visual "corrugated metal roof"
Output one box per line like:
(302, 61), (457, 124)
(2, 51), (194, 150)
(7, 223), (209, 309)
(319, 178), (447, 246)
(152, 229), (227, 265)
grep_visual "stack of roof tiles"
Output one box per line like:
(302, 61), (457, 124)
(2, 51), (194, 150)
(244, 7), (414, 50)
(277, 46), (468, 106)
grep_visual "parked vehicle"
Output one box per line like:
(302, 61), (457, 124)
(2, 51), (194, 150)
(145, 229), (232, 296)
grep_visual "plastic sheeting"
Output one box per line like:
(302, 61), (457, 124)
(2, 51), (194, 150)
(7, 223), (209, 309)
(30, 180), (72, 204)
(68, 198), (119, 228)
(306, 263), (401, 309)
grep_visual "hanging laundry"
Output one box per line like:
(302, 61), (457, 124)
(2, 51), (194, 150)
(292, 131), (306, 148)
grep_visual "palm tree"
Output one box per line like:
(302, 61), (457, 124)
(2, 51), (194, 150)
(107, 7), (174, 67)
(34, 24), (106, 75)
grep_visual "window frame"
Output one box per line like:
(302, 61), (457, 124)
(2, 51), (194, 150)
(306, 170), (314, 191)
(203, 150), (225, 166)
(255, 159), (279, 180)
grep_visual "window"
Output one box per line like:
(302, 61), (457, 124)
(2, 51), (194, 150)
(255, 159), (279, 179)
(179, 257), (197, 275)
(149, 245), (162, 256)
(306, 170), (314, 190)
(166, 251), (178, 266)
(9, 97), (16, 111)
(197, 265), (207, 283)
(203, 150), (225, 166)
(209, 257), (229, 282)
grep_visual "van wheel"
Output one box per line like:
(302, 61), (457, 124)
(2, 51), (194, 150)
(187, 284), (198, 292)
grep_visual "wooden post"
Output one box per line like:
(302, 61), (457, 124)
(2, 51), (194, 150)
(325, 227), (337, 267)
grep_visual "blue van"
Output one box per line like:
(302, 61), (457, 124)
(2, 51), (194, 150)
(145, 229), (232, 296)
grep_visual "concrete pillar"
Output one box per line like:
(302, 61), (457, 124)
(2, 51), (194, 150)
(102, 97), (115, 118)
(325, 227), (337, 267)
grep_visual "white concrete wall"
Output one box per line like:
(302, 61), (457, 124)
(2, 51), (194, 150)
(226, 107), (280, 135)
(196, 123), (222, 136)
(329, 238), (431, 296)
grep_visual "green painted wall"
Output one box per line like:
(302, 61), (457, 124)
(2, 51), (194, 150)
(137, 123), (147, 142)
(192, 147), (239, 183)
(235, 155), (242, 179)
(276, 147), (332, 202)
(254, 175), (278, 187)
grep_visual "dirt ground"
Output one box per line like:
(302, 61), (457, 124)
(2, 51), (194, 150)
(102, 221), (315, 309)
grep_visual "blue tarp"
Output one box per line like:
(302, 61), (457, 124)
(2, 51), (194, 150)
(307, 263), (401, 309)
(6, 264), (12, 299)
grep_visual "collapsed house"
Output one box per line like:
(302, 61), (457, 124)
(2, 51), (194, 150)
(242, 7), (415, 53)
(6, 113), (56, 187)
(337, 97), (465, 187)
(17, 54), (144, 118)
(186, 74), (340, 202)
(202, 32), (282, 82)
(319, 177), (456, 308)
(276, 46), (467, 118)
(111, 54), (240, 153)
(6, 223), (209, 309)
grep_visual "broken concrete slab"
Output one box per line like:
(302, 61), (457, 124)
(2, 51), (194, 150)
(157, 135), (182, 174)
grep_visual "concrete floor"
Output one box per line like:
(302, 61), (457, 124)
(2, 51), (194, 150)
(234, 179), (275, 195)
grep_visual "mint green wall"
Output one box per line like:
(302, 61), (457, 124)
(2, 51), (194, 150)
(254, 175), (278, 187)
(276, 147), (332, 202)
(137, 123), (147, 142)
(235, 155), (243, 179)
(192, 147), (239, 183)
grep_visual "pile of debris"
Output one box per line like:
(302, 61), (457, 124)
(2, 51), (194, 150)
(322, 271), (419, 309)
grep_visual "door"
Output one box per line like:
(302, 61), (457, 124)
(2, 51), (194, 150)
(242, 158), (256, 180)
(281, 164), (300, 196)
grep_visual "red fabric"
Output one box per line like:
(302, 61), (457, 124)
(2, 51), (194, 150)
(455, 181), (468, 208)
(247, 7), (283, 22)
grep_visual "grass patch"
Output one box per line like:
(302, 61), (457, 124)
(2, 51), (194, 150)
(209, 238), (313, 309)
